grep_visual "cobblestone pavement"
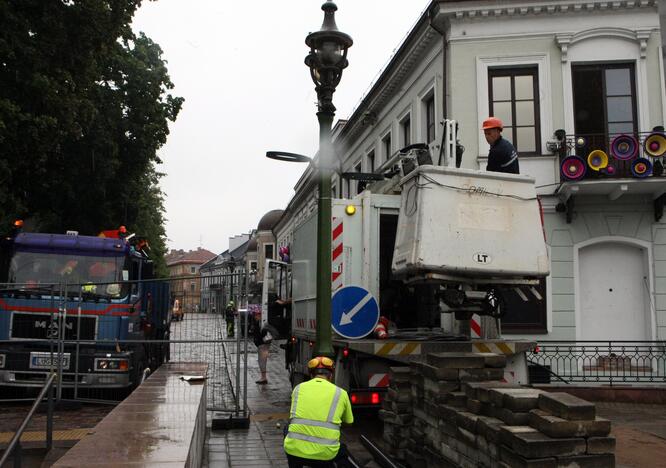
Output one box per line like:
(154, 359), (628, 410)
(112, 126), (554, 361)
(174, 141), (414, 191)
(172, 313), (291, 467)
(0, 402), (111, 442)
(170, 314), (238, 411)
(172, 314), (381, 467)
(205, 338), (292, 466)
(596, 402), (666, 468)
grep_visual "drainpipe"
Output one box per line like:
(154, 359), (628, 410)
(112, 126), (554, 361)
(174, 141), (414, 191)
(429, 4), (448, 120)
(429, 3), (451, 166)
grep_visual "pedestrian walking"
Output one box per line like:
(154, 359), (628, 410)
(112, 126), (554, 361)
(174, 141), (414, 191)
(283, 356), (354, 467)
(252, 313), (272, 384)
(225, 301), (236, 338)
(482, 117), (520, 174)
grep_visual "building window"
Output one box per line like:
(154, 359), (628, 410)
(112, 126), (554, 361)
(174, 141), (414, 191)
(250, 261), (257, 272)
(488, 67), (541, 154)
(500, 279), (548, 334)
(572, 63), (637, 150)
(265, 244), (274, 261)
(190, 282), (196, 292)
(382, 133), (392, 162)
(366, 150), (375, 172)
(401, 114), (411, 148)
(424, 94), (436, 143)
(190, 266), (196, 274)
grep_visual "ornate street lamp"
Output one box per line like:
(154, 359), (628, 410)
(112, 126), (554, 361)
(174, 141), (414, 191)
(305, 1), (352, 357)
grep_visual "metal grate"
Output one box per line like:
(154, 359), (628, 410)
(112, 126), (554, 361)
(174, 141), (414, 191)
(11, 313), (97, 340)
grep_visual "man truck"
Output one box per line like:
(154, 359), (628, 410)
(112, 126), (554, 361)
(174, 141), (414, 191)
(0, 225), (170, 391)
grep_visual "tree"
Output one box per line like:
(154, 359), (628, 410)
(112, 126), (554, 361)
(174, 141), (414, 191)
(0, 0), (182, 276)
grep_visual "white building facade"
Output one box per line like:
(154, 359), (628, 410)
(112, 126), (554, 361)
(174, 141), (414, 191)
(279, 0), (666, 344)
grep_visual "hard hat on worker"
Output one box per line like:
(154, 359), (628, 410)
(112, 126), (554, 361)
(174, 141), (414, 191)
(482, 117), (504, 130)
(307, 356), (335, 374)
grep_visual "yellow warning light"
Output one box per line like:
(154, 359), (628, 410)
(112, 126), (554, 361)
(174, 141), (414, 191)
(345, 205), (356, 216)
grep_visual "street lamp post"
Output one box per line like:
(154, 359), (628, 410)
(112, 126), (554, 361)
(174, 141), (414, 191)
(305, 1), (352, 357)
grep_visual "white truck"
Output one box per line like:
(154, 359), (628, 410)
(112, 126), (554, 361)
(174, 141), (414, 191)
(263, 128), (549, 407)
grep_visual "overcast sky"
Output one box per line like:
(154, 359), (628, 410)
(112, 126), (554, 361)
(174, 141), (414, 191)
(131, 0), (430, 254)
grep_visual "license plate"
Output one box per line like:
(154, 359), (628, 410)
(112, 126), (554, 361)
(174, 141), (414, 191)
(30, 352), (70, 370)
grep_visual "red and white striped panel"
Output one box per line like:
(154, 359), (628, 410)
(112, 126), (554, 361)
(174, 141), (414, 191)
(368, 373), (390, 388)
(331, 217), (344, 292)
(502, 370), (516, 384)
(470, 314), (481, 339)
(309, 319), (316, 331)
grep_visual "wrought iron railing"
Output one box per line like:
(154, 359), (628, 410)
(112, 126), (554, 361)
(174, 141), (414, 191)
(527, 341), (666, 386)
(556, 131), (666, 182)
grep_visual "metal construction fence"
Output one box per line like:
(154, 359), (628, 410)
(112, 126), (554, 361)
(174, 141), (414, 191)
(527, 341), (666, 386)
(0, 274), (259, 417)
(0, 316), (254, 414)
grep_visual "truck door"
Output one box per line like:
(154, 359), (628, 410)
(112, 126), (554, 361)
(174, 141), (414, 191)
(261, 260), (291, 338)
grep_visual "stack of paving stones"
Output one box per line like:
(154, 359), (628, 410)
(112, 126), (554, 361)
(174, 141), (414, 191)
(379, 352), (615, 468)
(378, 366), (413, 460)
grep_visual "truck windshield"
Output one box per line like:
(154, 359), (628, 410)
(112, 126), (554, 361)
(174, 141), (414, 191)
(7, 250), (128, 298)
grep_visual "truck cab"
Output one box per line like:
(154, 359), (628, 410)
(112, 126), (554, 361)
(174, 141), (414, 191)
(0, 229), (168, 390)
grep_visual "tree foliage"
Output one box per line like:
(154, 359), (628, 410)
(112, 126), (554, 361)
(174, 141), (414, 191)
(0, 0), (182, 276)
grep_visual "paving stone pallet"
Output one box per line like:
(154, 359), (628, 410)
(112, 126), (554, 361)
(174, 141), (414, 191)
(378, 352), (615, 468)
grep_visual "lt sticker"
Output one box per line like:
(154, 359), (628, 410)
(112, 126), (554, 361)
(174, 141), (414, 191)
(473, 252), (492, 264)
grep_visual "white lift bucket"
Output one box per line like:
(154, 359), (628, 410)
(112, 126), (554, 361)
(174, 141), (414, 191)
(392, 165), (549, 285)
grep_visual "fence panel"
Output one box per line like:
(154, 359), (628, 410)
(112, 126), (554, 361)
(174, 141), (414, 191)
(528, 341), (666, 385)
(0, 275), (257, 416)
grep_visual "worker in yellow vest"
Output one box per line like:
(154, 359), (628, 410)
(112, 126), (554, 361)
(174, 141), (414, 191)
(283, 356), (354, 467)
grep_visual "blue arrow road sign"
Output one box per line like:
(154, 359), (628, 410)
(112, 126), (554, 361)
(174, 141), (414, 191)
(331, 286), (379, 339)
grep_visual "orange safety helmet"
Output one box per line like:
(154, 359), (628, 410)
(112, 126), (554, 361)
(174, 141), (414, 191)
(482, 117), (504, 130)
(307, 356), (335, 373)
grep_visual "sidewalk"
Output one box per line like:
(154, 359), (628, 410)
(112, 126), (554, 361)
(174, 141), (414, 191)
(204, 342), (292, 467)
(596, 402), (666, 468)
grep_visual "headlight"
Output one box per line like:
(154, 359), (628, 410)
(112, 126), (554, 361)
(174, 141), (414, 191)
(0, 354), (5, 368)
(94, 358), (129, 372)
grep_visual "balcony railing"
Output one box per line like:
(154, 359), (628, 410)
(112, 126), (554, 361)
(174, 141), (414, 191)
(557, 131), (666, 182)
(527, 341), (666, 386)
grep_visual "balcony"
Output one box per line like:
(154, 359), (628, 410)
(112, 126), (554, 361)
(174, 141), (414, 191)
(553, 132), (666, 222)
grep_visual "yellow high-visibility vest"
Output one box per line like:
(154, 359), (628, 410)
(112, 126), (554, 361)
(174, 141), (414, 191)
(283, 377), (354, 461)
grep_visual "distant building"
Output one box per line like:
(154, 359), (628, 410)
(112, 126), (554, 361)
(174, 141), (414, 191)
(255, 209), (283, 281)
(165, 248), (216, 315)
(200, 234), (254, 311)
(198, 210), (283, 313)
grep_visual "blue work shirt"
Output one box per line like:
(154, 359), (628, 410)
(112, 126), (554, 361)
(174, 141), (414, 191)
(486, 136), (520, 174)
